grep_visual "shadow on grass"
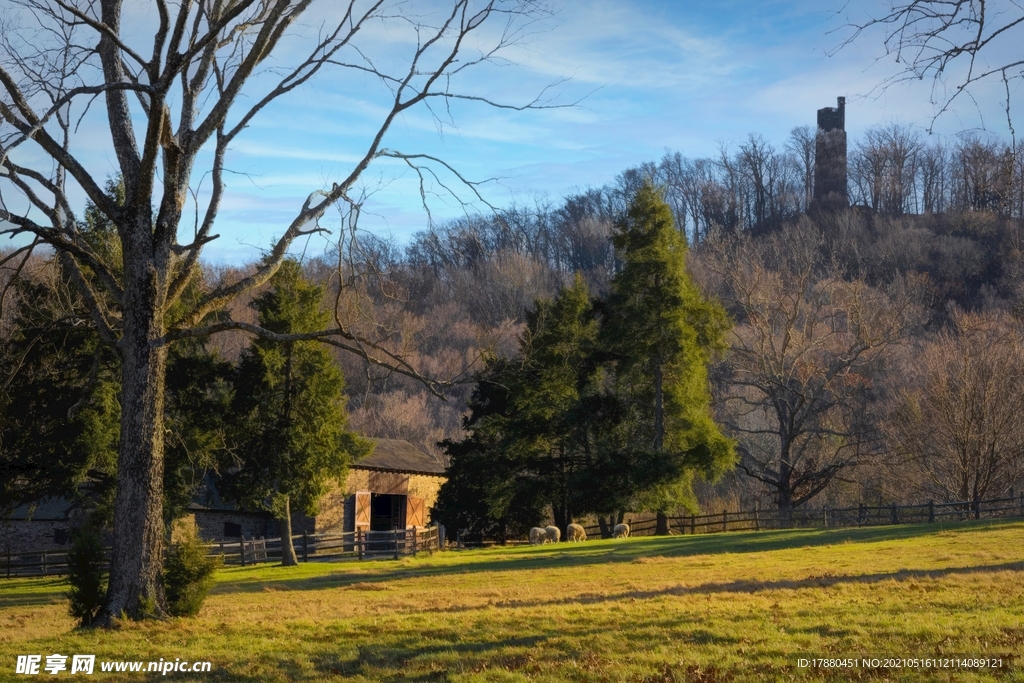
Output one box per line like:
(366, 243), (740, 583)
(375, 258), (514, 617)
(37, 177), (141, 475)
(0, 577), (67, 608)
(318, 634), (551, 681)
(417, 559), (1024, 616)
(208, 519), (1023, 597)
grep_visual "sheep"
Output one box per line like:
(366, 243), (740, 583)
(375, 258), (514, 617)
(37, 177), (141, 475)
(529, 527), (547, 545)
(613, 523), (630, 538)
(566, 523), (587, 542)
(544, 525), (561, 543)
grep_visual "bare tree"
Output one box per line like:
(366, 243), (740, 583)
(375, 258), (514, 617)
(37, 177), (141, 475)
(837, 0), (1024, 133)
(786, 125), (815, 213)
(699, 221), (918, 517)
(0, 0), (557, 623)
(849, 124), (922, 215)
(885, 311), (1024, 503)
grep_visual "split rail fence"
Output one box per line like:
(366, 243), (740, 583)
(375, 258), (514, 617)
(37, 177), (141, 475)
(2, 525), (442, 579)
(581, 492), (1024, 540)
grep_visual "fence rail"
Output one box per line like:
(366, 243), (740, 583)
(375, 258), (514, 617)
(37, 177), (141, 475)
(3, 526), (441, 579)
(582, 493), (1024, 540)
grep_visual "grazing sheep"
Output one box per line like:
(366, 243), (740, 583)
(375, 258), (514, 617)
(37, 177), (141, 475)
(529, 527), (547, 545)
(613, 523), (630, 538)
(544, 525), (561, 543)
(566, 523), (587, 542)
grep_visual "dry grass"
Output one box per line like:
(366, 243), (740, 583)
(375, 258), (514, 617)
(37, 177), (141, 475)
(2, 520), (1024, 681)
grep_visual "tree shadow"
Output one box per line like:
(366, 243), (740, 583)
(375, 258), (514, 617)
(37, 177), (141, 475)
(316, 634), (551, 681)
(0, 577), (67, 608)
(415, 559), (1024, 615)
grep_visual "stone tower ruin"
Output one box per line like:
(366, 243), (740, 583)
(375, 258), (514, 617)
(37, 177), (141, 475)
(813, 96), (848, 208)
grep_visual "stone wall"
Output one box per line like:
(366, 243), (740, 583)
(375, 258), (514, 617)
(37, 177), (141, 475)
(184, 510), (276, 543)
(0, 520), (71, 553)
(173, 468), (446, 543)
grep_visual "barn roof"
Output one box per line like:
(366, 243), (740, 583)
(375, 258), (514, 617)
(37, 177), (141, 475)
(3, 497), (77, 521)
(354, 439), (446, 475)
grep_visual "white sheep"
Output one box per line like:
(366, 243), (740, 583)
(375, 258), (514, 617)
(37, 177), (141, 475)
(613, 523), (630, 538)
(544, 525), (561, 543)
(529, 527), (547, 545)
(566, 523), (587, 542)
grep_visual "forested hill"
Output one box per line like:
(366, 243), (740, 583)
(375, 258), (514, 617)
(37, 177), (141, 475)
(323, 128), (1024, 516)
(4, 125), (1024, 519)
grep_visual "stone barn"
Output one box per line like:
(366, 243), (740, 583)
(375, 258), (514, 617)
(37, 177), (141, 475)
(187, 438), (447, 542)
(0, 498), (81, 554)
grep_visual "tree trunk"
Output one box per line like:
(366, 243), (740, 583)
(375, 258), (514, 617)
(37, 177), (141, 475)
(777, 460), (794, 527)
(655, 511), (670, 535)
(99, 282), (169, 623)
(653, 364), (664, 452)
(280, 495), (298, 566)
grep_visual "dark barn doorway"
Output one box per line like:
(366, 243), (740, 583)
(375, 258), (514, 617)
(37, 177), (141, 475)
(369, 493), (406, 531)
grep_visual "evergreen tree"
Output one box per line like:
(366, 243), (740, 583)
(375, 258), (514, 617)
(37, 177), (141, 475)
(224, 259), (369, 565)
(1, 180), (231, 528)
(435, 276), (599, 537)
(601, 181), (735, 533)
(0, 269), (120, 517)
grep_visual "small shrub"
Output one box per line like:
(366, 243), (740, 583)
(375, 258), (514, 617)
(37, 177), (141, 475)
(164, 520), (221, 617)
(66, 523), (107, 627)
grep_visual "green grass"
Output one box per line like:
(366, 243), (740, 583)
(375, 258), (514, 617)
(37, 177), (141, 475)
(3, 520), (1024, 681)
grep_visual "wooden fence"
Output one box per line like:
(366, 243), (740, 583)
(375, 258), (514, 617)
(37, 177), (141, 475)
(582, 492), (1024, 540)
(2, 525), (442, 579)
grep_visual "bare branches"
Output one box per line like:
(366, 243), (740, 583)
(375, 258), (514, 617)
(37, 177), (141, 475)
(702, 219), (918, 511)
(162, 319), (449, 397)
(834, 0), (1024, 130)
(1, 0), (564, 388)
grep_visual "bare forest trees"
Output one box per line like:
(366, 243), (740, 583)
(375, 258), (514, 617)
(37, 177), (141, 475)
(698, 222), (919, 516)
(885, 312), (1024, 503)
(0, 0), (556, 622)
(850, 124), (923, 215)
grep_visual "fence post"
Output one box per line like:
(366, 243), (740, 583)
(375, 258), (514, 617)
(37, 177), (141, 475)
(890, 503), (898, 525)
(823, 507), (828, 528)
(753, 505), (760, 531)
(357, 529), (363, 561)
(690, 514), (695, 535)
(239, 538), (246, 567)
(393, 529), (400, 561)
(928, 500), (935, 523)
(974, 494), (981, 520)
(302, 531), (309, 563)
(412, 527), (418, 557)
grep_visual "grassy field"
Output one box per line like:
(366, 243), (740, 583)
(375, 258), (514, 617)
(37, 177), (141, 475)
(2, 520), (1024, 682)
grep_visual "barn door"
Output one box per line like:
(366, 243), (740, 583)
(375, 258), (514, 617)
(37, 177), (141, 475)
(354, 491), (371, 530)
(406, 496), (425, 528)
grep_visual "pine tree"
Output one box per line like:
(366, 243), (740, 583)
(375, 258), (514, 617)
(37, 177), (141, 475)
(225, 259), (370, 565)
(601, 181), (735, 533)
(1, 179), (230, 529)
(435, 276), (598, 537)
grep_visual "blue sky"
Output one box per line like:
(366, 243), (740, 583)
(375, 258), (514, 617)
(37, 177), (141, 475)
(5, 0), (1020, 263)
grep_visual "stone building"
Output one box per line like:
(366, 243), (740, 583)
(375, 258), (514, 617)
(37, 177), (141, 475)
(0, 498), (80, 554)
(2, 438), (446, 552)
(814, 96), (848, 208)
(186, 438), (446, 542)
